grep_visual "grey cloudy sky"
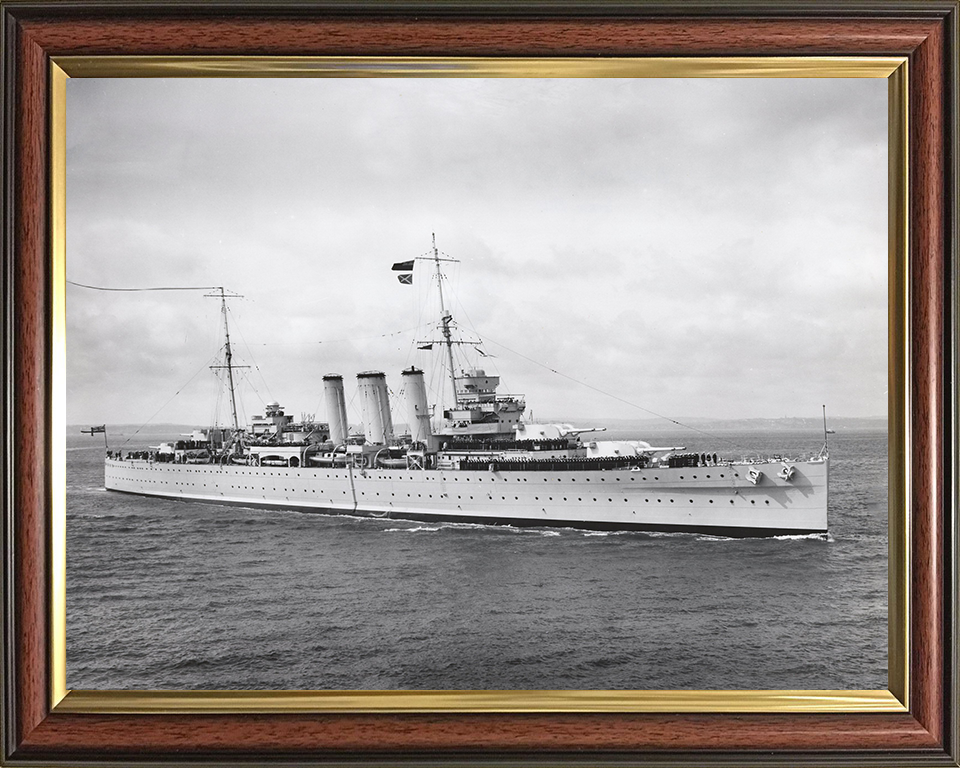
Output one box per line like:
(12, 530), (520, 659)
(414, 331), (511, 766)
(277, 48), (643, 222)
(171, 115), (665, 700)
(66, 76), (887, 429)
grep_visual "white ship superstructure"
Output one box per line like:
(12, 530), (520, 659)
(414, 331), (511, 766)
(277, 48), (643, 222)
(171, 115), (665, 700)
(103, 239), (829, 537)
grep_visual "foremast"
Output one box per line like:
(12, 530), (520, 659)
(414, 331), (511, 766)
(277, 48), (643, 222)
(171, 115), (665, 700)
(411, 236), (525, 439)
(432, 234), (460, 409)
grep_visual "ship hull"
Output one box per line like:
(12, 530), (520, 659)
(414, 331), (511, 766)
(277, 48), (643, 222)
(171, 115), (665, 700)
(104, 457), (828, 537)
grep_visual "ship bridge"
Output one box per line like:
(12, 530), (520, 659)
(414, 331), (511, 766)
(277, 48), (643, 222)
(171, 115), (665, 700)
(440, 368), (525, 436)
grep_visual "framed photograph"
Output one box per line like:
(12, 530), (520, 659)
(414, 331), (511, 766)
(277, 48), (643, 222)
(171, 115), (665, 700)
(2, 2), (957, 766)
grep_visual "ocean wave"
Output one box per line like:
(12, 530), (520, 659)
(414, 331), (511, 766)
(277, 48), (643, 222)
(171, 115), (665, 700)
(384, 526), (441, 533)
(772, 532), (832, 542)
(69, 512), (125, 520)
(693, 534), (738, 542)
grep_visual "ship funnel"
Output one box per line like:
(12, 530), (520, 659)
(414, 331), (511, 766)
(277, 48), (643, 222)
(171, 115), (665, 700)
(356, 371), (395, 445)
(323, 374), (349, 446)
(402, 366), (434, 448)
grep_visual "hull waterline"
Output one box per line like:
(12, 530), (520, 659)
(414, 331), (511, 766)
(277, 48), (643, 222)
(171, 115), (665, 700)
(105, 455), (828, 538)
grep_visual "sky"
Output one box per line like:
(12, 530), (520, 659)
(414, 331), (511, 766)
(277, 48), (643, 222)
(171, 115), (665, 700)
(66, 76), (888, 430)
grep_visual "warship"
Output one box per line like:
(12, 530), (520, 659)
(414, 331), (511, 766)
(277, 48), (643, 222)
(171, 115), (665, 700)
(104, 240), (829, 537)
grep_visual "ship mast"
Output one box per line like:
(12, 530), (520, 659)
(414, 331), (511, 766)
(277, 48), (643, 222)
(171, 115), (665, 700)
(221, 291), (240, 432)
(206, 288), (246, 440)
(432, 233), (460, 409)
(821, 403), (829, 456)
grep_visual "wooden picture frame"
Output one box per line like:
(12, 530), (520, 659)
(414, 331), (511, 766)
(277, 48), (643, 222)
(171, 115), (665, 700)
(2, 2), (957, 765)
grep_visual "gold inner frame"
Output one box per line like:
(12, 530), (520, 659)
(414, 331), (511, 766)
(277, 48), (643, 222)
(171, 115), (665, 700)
(49, 56), (909, 714)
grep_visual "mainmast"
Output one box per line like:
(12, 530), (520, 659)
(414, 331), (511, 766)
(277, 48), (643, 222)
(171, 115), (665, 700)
(206, 288), (246, 439)
(221, 292), (240, 432)
(432, 233), (460, 408)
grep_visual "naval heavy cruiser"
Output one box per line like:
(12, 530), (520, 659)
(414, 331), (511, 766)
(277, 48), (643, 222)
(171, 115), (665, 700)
(104, 240), (829, 537)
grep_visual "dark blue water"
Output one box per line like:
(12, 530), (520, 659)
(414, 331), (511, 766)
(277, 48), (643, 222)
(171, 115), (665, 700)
(66, 427), (887, 690)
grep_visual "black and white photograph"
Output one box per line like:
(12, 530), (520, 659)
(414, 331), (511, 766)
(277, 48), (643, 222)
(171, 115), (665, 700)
(65, 75), (888, 692)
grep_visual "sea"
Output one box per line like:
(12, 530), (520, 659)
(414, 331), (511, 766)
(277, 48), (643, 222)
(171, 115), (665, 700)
(65, 426), (887, 691)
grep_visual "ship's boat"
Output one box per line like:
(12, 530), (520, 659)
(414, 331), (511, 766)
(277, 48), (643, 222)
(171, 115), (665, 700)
(103, 238), (829, 537)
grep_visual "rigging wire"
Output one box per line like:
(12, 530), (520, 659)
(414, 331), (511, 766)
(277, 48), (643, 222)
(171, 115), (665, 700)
(69, 280), (257, 432)
(472, 330), (742, 449)
(421, 250), (739, 448)
(74, 272), (739, 449)
(225, 302), (276, 405)
(66, 281), (223, 292)
(118, 354), (219, 448)
(320, 327), (419, 344)
(242, 326), (419, 346)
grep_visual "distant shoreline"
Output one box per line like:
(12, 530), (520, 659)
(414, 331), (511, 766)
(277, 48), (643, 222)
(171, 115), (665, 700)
(68, 416), (888, 435)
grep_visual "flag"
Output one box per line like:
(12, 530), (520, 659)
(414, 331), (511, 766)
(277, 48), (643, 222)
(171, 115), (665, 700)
(391, 260), (415, 271)
(398, 273), (413, 285)
(82, 425), (105, 435)
(417, 343), (433, 350)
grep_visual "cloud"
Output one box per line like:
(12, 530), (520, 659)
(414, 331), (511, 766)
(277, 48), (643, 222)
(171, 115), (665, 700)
(66, 76), (887, 426)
